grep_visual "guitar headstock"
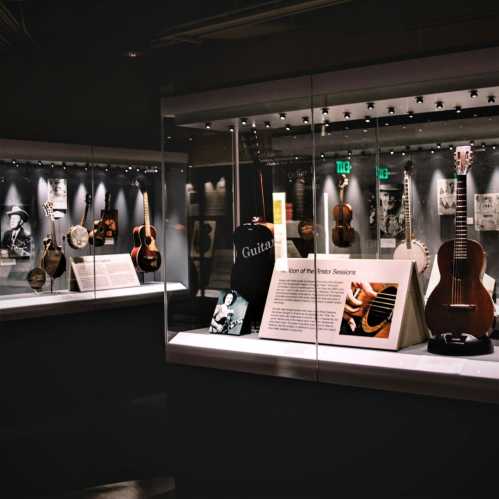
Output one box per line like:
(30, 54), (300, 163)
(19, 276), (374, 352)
(454, 146), (473, 175)
(42, 201), (54, 220)
(338, 174), (349, 190)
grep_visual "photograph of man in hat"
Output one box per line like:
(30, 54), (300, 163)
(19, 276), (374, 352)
(377, 184), (405, 238)
(1, 206), (32, 258)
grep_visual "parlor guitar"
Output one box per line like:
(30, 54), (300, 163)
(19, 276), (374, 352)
(41, 201), (66, 279)
(67, 193), (91, 250)
(332, 174), (354, 247)
(425, 146), (495, 340)
(131, 185), (161, 272)
(393, 161), (429, 273)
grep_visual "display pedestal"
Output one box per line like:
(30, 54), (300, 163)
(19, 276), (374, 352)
(428, 334), (494, 356)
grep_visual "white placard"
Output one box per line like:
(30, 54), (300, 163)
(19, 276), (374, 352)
(380, 238), (396, 248)
(259, 258), (427, 351)
(272, 192), (287, 270)
(71, 254), (140, 292)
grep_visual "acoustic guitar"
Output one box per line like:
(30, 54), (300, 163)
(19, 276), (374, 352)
(425, 146), (495, 346)
(67, 193), (91, 250)
(131, 184), (161, 272)
(393, 161), (429, 273)
(332, 174), (354, 247)
(41, 201), (66, 279)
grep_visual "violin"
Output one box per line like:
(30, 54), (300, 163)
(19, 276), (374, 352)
(332, 174), (354, 247)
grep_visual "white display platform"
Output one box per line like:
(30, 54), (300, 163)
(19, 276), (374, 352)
(0, 281), (186, 321)
(168, 330), (499, 404)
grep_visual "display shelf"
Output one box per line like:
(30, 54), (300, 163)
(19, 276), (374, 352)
(0, 282), (186, 321)
(167, 330), (499, 404)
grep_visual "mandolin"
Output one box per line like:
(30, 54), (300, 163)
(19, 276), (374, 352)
(131, 184), (161, 272)
(41, 201), (66, 279)
(88, 192), (108, 247)
(67, 193), (91, 250)
(393, 161), (429, 273)
(425, 146), (495, 352)
(332, 174), (354, 247)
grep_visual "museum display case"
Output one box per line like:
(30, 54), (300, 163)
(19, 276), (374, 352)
(0, 139), (188, 319)
(162, 48), (499, 402)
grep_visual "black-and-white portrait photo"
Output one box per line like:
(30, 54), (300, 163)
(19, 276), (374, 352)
(369, 184), (405, 238)
(209, 289), (248, 335)
(48, 178), (67, 218)
(1, 206), (32, 259)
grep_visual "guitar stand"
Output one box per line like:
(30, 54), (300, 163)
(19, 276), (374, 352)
(428, 334), (494, 356)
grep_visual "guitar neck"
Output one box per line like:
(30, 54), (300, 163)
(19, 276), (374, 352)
(51, 218), (57, 246)
(403, 172), (412, 248)
(143, 191), (151, 238)
(80, 203), (89, 227)
(454, 174), (468, 260)
(339, 187), (344, 204)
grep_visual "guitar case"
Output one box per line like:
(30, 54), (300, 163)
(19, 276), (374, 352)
(231, 223), (274, 327)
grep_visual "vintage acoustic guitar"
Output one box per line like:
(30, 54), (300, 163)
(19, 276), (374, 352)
(131, 184), (161, 272)
(332, 174), (354, 247)
(67, 193), (91, 250)
(393, 161), (429, 273)
(41, 201), (66, 279)
(425, 146), (495, 352)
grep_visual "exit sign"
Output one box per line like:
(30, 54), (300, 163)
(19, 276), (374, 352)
(336, 160), (351, 174)
(377, 166), (390, 180)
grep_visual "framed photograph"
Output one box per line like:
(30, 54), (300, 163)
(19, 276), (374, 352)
(475, 193), (499, 231)
(0, 205), (32, 259)
(48, 178), (67, 219)
(437, 178), (456, 216)
(209, 289), (249, 336)
(369, 184), (405, 238)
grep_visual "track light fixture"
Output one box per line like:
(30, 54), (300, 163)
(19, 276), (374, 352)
(322, 107), (329, 116)
(344, 111), (351, 120)
(302, 116), (310, 124)
(264, 121), (271, 128)
(205, 123), (211, 129)
(279, 113), (286, 120)
(408, 110), (414, 119)
(389, 150), (394, 155)
(436, 101), (444, 110)
(228, 125), (235, 132)
(455, 106), (462, 114)
(388, 107), (395, 115)
(364, 116), (371, 123)
(241, 118), (248, 126)
(488, 95), (496, 104)
(470, 140), (475, 146)
(449, 145), (454, 151)
(470, 89), (478, 99)
(285, 124), (291, 132)
(437, 143), (441, 149)
(430, 149), (435, 154)
(320, 153), (325, 159)
(416, 96), (424, 104)
(367, 102), (375, 110)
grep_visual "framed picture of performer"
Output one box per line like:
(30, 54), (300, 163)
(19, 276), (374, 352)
(209, 289), (249, 336)
(0, 205), (32, 259)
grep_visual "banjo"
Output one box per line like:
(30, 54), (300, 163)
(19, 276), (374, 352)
(393, 161), (429, 273)
(67, 193), (91, 250)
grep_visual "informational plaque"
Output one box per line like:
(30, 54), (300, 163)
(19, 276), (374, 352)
(259, 258), (427, 351)
(70, 254), (140, 292)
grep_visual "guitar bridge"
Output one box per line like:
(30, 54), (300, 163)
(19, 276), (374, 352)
(443, 304), (476, 311)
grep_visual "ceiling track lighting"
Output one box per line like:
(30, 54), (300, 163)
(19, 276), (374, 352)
(320, 153), (325, 159)
(449, 145), (454, 151)
(279, 113), (286, 120)
(322, 107), (329, 116)
(389, 150), (395, 155)
(264, 121), (271, 128)
(470, 89), (478, 99)
(388, 106), (395, 115)
(344, 111), (351, 120)
(436, 101), (444, 109)
(285, 124), (291, 132)
(228, 125), (235, 133)
(205, 122), (211, 129)
(367, 102), (375, 110)
(251, 122), (257, 128)
(488, 95), (496, 104)
(302, 116), (310, 124)
(430, 149), (435, 154)
(437, 143), (441, 149)
(416, 96), (424, 104)
(241, 118), (248, 126)
(455, 105), (462, 114)
(364, 116), (371, 123)
(408, 110), (414, 118)
(470, 140), (475, 146)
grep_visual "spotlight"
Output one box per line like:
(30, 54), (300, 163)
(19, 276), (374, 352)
(228, 125), (235, 133)
(430, 149), (435, 154)
(436, 101), (444, 109)
(364, 115), (371, 123)
(241, 118), (248, 126)
(344, 111), (351, 120)
(389, 150), (394, 155)
(408, 110), (414, 119)
(488, 95), (496, 104)
(37, 161), (42, 166)
(455, 106), (462, 114)
(470, 89), (478, 99)
(384, 122), (390, 126)
(493, 145), (497, 150)
(11, 160), (16, 166)
(347, 150), (352, 156)
(322, 107), (329, 116)
(481, 142), (486, 149)
(367, 102), (375, 110)
(252, 122), (257, 128)
(285, 124), (291, 132)
(295, 156), (299, 160)
(470, 140), (475, 146)
(302, 116), (310, 124)
(279, 113), (286, 120)
(401, 151), (406, 156)
(449, 145), (454, 151)
(437, 143), (441, 149)
(264, 121), (271, 128)
(416, 96), (424, 104)
(388, 106), (395, 115)
(320, 153), (325, 159)
(205, 122), (211, 129)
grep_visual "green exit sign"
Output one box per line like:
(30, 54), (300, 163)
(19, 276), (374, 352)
(336, 160), (351, 174)
(377, 165), (391, 180)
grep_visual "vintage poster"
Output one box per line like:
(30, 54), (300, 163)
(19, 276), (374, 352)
(474, 193), (499, 231)
(369, 184), (405, 239)
(0, 205), (32, 259)
(437, 178), (456, 216)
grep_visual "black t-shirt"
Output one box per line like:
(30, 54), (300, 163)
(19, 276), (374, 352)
(230, 223), (274, 323)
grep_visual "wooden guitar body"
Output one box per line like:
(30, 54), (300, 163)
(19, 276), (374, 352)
(425, 239), (494, 338)
(350, 283), (398, 338)
(131, 224), (161, 272)
(41, 239), (66, 279)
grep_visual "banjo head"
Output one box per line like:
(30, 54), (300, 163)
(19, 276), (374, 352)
(393, 239), (429, 273)
(68, 225), (89, 249)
